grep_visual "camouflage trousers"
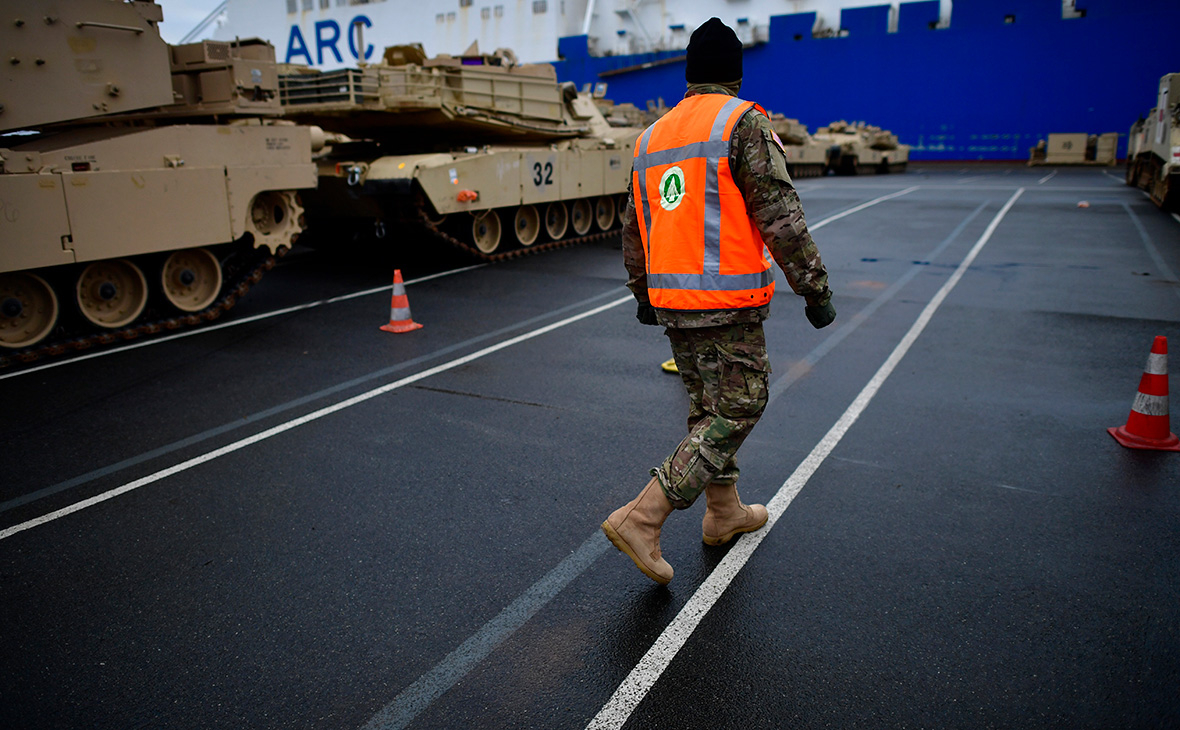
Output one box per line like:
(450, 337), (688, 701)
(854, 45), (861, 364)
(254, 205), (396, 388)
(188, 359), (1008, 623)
(655, 322), (771, 509)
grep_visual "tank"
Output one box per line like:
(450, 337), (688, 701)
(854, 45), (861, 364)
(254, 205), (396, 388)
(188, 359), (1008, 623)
(1126, 72), (1180, 211)
(812, 120), (910, 175)
(766, 114), (828, 178)
(1028, 133), (1118, 166)
(0, 0), (321, 362)
(278, 44), (644, 258)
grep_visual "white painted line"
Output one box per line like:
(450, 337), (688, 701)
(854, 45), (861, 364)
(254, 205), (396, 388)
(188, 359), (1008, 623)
(809, 186), (919, 231)
(1172, 213), (1180, 226)
(1103, 170), (1127, 184)
(0, 294), (632, 542)
(0, 264), (487, 382)
(1038, 170), (1057, 185)
(585, 187), (1027, 730)
(766, 201), (990, 403)
(956, 175), (988, 185)
(0, 287), (631, 517)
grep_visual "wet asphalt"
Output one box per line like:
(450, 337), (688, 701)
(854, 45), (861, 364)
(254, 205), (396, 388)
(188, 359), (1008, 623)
(1, 164), (1178, 729)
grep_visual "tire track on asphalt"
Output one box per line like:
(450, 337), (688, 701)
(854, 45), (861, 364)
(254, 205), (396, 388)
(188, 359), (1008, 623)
(0, 286), (626, 518)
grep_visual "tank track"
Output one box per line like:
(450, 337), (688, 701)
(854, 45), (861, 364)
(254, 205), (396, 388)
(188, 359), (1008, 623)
(0, 246), (283, 370)
(417, 205), (621, 263)
(2, 205), (622, 368)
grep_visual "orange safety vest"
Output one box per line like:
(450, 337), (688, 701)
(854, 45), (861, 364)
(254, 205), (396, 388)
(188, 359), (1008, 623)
(632, 93), (775, 312)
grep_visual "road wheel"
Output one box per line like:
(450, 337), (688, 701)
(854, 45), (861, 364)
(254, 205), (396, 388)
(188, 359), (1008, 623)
(513, 205), (541, 246)
(471, 209), (502, 254)
(160, 247), (223, 313)
(76, 259), (148, 329)
(544, 201), (568, 240)
(0, 272), (59, 349)
(594, 196), (616, 230)
(570, 199), (593, 236)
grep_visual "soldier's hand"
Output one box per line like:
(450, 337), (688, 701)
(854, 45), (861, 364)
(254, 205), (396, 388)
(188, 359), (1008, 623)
(636, 302), (659, 326)
(805, 300), (836, 329)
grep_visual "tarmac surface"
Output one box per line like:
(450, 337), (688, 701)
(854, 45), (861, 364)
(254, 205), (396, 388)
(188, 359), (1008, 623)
(2, 164), (1178, 729)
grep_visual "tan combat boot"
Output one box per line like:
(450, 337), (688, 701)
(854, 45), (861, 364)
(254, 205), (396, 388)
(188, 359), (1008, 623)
(701, 483), (768, 546)
(602, 477), (675, 585)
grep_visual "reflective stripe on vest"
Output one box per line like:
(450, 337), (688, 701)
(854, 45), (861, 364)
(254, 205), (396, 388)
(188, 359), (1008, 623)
(632, 94), (774, 311)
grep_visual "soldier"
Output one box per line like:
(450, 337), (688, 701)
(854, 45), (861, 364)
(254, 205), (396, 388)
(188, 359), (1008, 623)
(602, 17), (836, 585)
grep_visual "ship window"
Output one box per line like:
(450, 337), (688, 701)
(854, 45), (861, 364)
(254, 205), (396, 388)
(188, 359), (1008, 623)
(481, 7), (490, 18)
(301, 0), (312, 10)
(287, 0), (297, 13)
(320, 0), (330, 8)
(436, 13), (444, 22)
(1004, 14), (1015, 23)
(460, 0), (473, 6)
(447, 11), (456, 21)
(533, 0), (547, 14)
(495, 5), (504, 17)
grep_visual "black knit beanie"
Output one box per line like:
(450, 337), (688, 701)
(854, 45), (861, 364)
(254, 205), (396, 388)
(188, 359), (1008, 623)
(685, 18), (742, 84)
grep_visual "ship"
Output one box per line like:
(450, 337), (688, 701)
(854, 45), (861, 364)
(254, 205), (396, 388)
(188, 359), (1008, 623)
(189, 0), (1179, 162)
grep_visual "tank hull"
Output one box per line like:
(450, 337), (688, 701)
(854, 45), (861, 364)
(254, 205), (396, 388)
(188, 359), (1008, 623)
(0, 2), (321, 361)
(1, 124), (315, 274)
(812, 121), (910, 175)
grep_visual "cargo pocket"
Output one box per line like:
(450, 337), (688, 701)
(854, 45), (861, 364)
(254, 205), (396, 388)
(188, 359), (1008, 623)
(714, 339), (770, 420)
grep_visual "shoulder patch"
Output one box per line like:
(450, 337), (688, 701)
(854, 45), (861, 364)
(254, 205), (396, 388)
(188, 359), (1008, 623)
(761, 127), (792, 181)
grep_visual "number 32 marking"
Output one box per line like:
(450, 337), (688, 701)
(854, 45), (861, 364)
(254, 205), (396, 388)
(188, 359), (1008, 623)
(532, 161), (554, 186)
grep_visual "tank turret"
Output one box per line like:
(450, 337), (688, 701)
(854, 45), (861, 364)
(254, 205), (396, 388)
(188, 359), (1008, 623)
(278, 45), (644, 258)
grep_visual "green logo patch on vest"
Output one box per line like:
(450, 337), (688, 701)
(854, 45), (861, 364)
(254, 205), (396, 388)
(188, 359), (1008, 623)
(659, 166), (686, 211)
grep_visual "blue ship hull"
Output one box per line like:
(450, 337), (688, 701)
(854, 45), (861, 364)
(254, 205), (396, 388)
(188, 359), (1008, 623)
(553, 0), (1180, 161)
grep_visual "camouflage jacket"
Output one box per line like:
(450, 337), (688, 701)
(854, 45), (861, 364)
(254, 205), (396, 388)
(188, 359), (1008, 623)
(622, 83), (830, 328)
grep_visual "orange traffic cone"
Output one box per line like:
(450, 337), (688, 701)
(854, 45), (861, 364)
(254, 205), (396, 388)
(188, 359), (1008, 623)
(379, 269), (423, 333)
(1108, 336), (1179, 451)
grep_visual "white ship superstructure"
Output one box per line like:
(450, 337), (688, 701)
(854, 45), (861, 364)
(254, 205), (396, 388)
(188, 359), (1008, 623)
(210, 0), (953, 68)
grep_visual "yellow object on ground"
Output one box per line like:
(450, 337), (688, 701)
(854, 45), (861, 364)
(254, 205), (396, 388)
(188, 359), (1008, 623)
(660, 358), (679, 374)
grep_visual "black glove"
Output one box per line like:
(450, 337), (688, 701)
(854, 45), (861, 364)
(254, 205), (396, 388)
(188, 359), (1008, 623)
(636, 302), (659, 326)
(805, 299), (836, 329)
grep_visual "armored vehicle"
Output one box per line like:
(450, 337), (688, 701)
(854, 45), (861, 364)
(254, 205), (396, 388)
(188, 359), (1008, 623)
(0, 0), (320, 362)
(278, 45), (643, 258)
(1126, 72), (1179, 211)
(1028, 133), (1118, 166)
(813, 120), (910, 175)
(766, 114), (828, 178)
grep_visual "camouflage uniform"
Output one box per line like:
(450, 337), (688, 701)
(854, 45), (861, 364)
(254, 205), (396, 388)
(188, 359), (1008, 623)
(622, 82), (830, 509)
